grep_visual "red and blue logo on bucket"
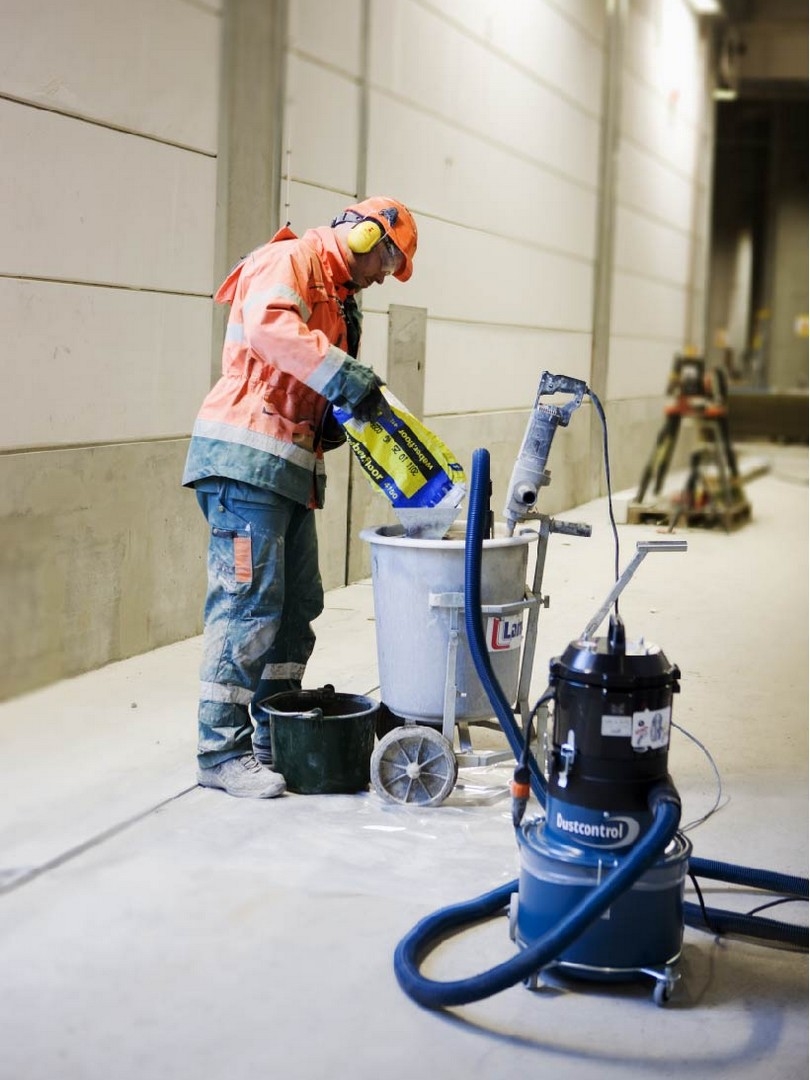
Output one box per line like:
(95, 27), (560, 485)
(487, 614), (524, 652)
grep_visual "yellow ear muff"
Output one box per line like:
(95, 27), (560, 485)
(347, 219), (384, 254)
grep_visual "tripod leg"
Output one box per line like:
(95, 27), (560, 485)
(638, 416), (676, 502)
(717, 415), (739, 477)
(653, 415), (681, 495)
(668, 449), (700, 533)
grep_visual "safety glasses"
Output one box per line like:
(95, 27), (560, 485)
(378, 235), (404, 276)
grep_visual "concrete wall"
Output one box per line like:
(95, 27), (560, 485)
(1, 0), (221, 698)
(606, 0), (712, 461)
(1, 0), (715, 699)
(285, 0), (712, 582)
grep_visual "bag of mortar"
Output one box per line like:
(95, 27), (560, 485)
(333, 386), (466, 538)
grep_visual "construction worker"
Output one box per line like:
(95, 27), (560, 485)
(183, 197), (418, 798)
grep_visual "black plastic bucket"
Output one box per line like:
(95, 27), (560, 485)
(258, 685), (378, 794)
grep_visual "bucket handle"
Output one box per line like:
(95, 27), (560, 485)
(260, 684), (337, 722)
(249, 702), (324, 723)
(273, 708), (324, 722)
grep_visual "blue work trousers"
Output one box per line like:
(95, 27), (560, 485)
(195, 481), (324, 767)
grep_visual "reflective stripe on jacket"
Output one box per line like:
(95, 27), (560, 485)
(183, 225), (376, 508)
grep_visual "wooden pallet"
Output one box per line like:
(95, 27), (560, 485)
(627, 496), (752, 531)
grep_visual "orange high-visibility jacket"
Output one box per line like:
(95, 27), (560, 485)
(182, 225), (376, 508)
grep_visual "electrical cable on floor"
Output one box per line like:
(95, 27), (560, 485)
(688, 873), (715, 931)
(685, 857), (808, 948)
(747, 896), (809, 917)
(671, 719), (729, 832)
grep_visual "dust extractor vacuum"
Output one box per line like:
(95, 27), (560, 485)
(393, 372), (808, 1008)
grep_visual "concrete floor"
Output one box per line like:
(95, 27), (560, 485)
(0, 442), (807, 1080)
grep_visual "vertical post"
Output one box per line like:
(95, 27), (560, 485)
(589, 0), (626, 493)
(387, 305), (427, 418)
(211, 0), (289, 384)
(688, 20), (717, 357)
(356, 0), (371, 203)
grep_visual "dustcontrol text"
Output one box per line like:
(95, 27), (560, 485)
(555, 811), (641, 848)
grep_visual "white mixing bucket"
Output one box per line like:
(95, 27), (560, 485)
(360, 523), (537, 724)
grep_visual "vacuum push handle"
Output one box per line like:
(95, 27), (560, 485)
(581, 540), (687, 640)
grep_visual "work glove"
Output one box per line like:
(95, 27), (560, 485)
(352, 378), (396, 426)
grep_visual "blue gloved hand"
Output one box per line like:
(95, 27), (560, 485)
(352, 380), (396, 426)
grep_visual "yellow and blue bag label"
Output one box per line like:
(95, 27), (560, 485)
(333, 387), (466, 511)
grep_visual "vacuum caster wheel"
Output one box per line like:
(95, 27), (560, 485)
(371, 726), (458, 806)
(508, 892), (519, 943)
(652, 966), (677, 1007)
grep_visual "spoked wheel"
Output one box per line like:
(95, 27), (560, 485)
(371, 725), (458, 806)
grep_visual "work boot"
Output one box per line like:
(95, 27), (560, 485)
(197, 754), (286, 799)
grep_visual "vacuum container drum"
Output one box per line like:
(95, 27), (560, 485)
(515, 822), (692, 973)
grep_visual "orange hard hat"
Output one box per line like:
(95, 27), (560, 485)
(332, 196), (418, 282)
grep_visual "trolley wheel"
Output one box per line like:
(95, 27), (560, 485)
(371, 726), (458, 806)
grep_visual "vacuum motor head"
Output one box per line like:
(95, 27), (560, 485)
(545, 624), (680, 845)
(550, 633), (680, 691)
